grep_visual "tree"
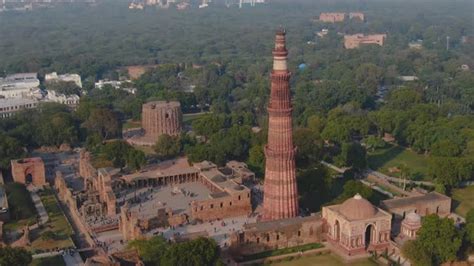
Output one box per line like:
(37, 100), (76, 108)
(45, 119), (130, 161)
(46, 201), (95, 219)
(247, 145), (265, 178)
(83, 108), (120, 140)
(0, 246), (32, 266)
(413, 214), (463, 265)
(465, 209), (474, 245)
(127, 149), (146, 171)
(45, 80), (81, 96)
(294, 128), (322, 166)
(128, 236), (168, 265)
(101, 141), (133, 168)
(364, 136), (386, 152)
(337, 142), (367, 170)
(0, 133), (25, 170)
(161, 237), (222, 266)
(338, 180), (373, 202)
(154, 134), (181, 159)
(401, 240), (431, 266)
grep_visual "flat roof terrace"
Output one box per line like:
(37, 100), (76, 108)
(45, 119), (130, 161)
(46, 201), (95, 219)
(122, 182), (214, 219)
(120, 157), (198, 183)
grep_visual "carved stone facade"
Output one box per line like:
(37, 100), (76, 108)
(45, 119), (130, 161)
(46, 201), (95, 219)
(262, 30), (299, 221)
(11, 157), (46, 186)
(322, 194), (392, 255)
(229, 215), (324, 257)
(344, 34), (387, 49)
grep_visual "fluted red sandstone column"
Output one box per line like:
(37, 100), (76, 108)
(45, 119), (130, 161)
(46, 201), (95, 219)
(262, 30), (299, 221)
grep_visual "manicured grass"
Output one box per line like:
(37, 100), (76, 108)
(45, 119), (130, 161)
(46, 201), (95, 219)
(29, 189), (74, 253)
(240, 243), (324, 262)
(271, 253), (378, 266)
(452, 186), (474, 217)
(368, 144), (430, 180)
(30, 255), (66, 266)
(4, 183), (37, 231)
(183, 112), (208, 125)
(123, 120), (141, 129)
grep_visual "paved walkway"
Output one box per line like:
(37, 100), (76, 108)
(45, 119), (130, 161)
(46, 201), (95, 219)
(27, 185), (49, 225)
(63, 252), (83, 266)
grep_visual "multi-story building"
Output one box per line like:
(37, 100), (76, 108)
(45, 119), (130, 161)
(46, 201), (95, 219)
(319, 12), (345, 23)
(46, 90), (80, 106)
(0, 98), (39, 118)
(0, 73), (40, 98)
(344, 34), (387, 49)
(45, 72), (82, 88)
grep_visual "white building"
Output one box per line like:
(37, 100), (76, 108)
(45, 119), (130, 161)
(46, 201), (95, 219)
(95, 80), (124, 90)
(45, 72), (82, 88)
(46, 90), (80, 106)
(0, 73), (40, 99)
(94, 80), (137, 94)
(0, 98), (39, 118)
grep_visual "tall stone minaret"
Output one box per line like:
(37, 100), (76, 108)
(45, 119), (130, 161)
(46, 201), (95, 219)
(262, 29), (299, 221)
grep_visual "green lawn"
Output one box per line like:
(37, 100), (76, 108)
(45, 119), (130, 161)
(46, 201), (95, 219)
(123, 120), (141, 129)
(29, 189), (74, 253)
(240, 243), (324, 262)
(271, 253), (378, 266)
(30, 255), (66, 266)
(452, 186), (474, 217)
(368, 144), (430, 181)
(183, 112), (208, 125)
(4, 183), (37, 231)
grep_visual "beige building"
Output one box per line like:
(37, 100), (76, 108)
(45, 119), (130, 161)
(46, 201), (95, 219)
(322, 194), (392, 255)
(344, 34), (387, 49)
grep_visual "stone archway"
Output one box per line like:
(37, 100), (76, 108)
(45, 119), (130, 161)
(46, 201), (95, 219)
(334, 220), (340, 241)
(25, 174), (33, 184)
(365, 224), (375, 249)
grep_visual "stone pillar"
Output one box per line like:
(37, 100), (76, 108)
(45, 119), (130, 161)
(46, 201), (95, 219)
(262, 30), (299, 221)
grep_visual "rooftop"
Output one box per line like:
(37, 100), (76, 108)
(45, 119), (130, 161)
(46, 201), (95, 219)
(243, 214), (322, 232)
(0, 98), (38, 108)
(381, 192), (451, 210)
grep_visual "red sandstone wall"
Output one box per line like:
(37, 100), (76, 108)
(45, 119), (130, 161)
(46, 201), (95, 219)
(191, 191), (252, 222)
(11, 158), (46, 186)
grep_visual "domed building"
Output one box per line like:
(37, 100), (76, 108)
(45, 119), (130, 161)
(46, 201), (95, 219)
(322, 194), (392, 255)
(400, 212), (421, 239)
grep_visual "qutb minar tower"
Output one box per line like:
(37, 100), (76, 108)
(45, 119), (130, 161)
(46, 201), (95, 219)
(262, 30), (299, 221)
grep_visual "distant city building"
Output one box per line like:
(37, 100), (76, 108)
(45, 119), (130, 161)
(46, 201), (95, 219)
(344, 34), (387, 49)
(46, 90), (80, 106)
(316, 28), (329, 38)
(239, 0), (265, 8)
(0, 98), (39, 118)
(408, 40), (423, 49)
(0, 73), (40, 98)
(398, 76), (419, 82)
(176, 1), (189, 10)
(45, 72), (82, 88)
(94, 79), (136, 94)
(319, 12), (345, 23)
(349, 12), (365, 21)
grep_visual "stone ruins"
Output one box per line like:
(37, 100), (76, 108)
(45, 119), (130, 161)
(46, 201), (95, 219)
(11, 157), (46, 186)
(127, 101), (182, 146)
